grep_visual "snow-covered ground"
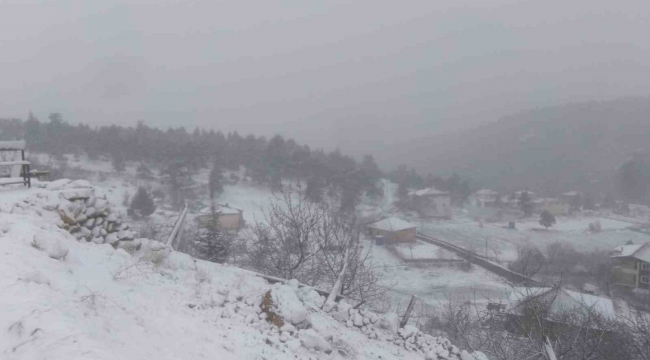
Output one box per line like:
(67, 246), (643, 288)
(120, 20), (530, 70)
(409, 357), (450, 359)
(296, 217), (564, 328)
(0, 182), (486, 360)
(392, 241), (460, 260)
(416, 216), (650, 263)
(365, 239), (509, 306)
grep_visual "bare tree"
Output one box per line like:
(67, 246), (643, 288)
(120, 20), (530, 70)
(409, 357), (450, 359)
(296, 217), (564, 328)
(245, 184), (386, 306)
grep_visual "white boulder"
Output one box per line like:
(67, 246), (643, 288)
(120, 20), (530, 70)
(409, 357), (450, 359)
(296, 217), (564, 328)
(32, 235), (69, 260)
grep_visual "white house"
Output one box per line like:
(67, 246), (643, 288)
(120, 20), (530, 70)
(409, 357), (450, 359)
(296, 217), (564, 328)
(407, 187), (452, 218)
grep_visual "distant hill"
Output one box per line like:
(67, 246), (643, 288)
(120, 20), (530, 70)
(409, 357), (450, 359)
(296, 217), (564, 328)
(400, 98), (650, 196)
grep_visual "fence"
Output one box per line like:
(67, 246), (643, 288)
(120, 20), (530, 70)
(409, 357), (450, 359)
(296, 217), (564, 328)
(416, 233), (540, 286)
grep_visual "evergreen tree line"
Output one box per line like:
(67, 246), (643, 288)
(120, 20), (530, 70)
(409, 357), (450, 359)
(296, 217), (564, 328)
(0, 113), (385, 209)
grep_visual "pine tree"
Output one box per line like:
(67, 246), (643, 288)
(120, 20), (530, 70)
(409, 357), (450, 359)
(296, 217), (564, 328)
(209, 163), (224, 199)
(305, 176), (325, 203)
(519, 191), (533, 217)
(112, 152), (126, 173)
(130, 187), (156, 217)
(539, 210), (556, 230)
(193, 203), (232, 263)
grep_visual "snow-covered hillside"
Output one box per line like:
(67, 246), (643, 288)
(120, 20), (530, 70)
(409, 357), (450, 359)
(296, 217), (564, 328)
(0, 182), (487, 360)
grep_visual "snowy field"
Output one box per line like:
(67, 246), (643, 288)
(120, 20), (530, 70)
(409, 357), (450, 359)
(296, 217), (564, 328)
(417, 216), (650, 263)
(365, 239), (510, 306)
(392, 240), (460, 260)
(0, 183), (486, 360)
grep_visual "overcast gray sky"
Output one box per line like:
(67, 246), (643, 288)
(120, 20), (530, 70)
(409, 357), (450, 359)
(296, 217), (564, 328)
(1, 0), (650, 164)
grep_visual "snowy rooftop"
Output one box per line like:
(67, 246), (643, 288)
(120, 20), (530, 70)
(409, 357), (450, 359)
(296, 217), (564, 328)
(367, 217), (416, 232)
(612, 243), (650, 263)
(198, 206), (242, 216)
(475, 189), (498, 196)
(408, 187), (448, 197)
(507, 287), (616, 320)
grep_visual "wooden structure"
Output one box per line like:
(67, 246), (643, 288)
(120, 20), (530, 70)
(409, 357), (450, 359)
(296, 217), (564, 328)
(366, 217), (416, 243)
(0, 141), (30, 188)
(195, 203), (244, 232)
(611, 243), (650, 290)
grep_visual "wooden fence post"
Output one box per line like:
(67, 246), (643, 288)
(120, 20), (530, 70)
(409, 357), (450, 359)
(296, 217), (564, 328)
(544, 336), (557, 360)
(400, 295), (417, 328)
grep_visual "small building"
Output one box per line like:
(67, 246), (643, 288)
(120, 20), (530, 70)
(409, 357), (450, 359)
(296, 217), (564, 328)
(561, 191), (581, 204)
(407, 187), (452, 218)
(366, 217), (417, 243)
(474, 189), (499, 207)
(195, 203), (244, 232)
(611, 243), (650, 290)
(534, 198), (569, 216)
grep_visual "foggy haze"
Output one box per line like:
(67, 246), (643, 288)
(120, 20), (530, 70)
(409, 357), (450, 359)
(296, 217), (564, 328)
(2, 0), (650, 164)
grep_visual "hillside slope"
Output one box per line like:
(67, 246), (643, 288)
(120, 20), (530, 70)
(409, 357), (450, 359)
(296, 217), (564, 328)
(396, 98), (650, 194)
(0, 183), (486, 360)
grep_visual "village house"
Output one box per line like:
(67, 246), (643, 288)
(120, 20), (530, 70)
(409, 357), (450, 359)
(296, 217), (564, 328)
(366, 217), (417, 243)
(474, 189), (499, 207)
(533, 198), (569, 216)
(611, 243), (650, 291)
(195, 203), (244, 232)
(407, 187), (452, 218)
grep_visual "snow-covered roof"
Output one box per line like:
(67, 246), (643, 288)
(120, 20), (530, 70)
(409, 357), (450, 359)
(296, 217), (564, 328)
(507, 287), (616, 320)
(612, 243), (650, 263)
(198, 205), (242, 216)
(367, 217), (416, 232)
(408, 187), (448, 197)
(475, 189), (498, 196)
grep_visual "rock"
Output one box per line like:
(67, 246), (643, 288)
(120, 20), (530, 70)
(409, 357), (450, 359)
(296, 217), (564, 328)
(399, 325), (419, 340)
(65, 179), (92, 189)
(380, 313), (400, 334)
(57, 207), (77, 225)
(79, 227), (92, 240)
(100, 228), (107, 236)
(85, 196), (96, 207)
(46, 179), (71, 190)
(75, 213), (88, 223)
(91, 236), (104, 244)
(116, 239), (142, 252)
(280, 323), (296, 334)
(95, 199), (109, 213)
(95, 216), (104, 226)
(286, 339), (301, 351)
(60, 188), (94, 201)
(32, 235), (69, 260)
(104, 233), (119, 244)
(85, 218), (95, 228)
(85, 207), (97, 217)
(42, 199), (59, 211)
(353, 312), (364, 327)
(299, 329), (331, 353)
(271, 284), (310, 327)
(117, 230), (135, 240)
(332, 309), (349, 322)
(92, 226), (101, 237)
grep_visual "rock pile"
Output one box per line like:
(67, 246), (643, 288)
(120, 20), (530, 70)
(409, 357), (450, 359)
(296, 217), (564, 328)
(44, 179), (138, 250)
(250, 281), (486, 360)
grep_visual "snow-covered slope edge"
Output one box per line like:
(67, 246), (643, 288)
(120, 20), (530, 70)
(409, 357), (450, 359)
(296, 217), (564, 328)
(0, 184), (487, 360)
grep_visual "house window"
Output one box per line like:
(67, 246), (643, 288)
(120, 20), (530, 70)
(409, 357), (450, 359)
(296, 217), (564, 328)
(642, 276), (650, 284)
(642, 262), (650, 271)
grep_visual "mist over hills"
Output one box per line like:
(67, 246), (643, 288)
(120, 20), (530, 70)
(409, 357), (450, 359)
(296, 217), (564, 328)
(391, 97), (650, 196)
